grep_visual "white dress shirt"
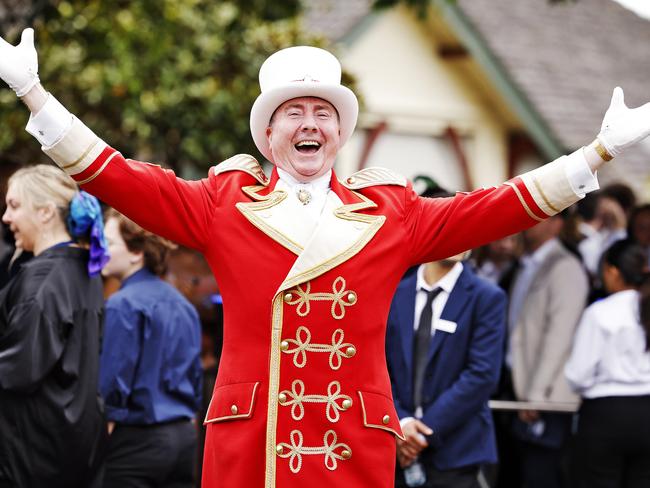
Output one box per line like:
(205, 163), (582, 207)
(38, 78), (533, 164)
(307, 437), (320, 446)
(565, 289), (650, 399)
(401, 261), (463, 425)
(414, 262), (464, 335)
(578, 228), (627, 276)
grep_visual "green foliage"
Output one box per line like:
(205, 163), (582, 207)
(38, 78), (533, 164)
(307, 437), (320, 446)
(0, 0), (323, 174)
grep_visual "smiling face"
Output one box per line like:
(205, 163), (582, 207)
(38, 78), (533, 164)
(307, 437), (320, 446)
(266, 97), (341, 182)
(2, 183), (40, 252)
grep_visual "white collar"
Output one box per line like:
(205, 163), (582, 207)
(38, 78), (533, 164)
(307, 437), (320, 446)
(276, 168), (332, 193)
(416, 261), (464, 295)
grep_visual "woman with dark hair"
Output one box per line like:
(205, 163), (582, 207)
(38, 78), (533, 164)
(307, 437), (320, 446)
(565, 239), (650, 488)
(99, 209), (202, 488)
(0, 165), (108, 488)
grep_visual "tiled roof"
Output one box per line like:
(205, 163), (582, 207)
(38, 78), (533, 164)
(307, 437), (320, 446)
(457, 0), (650, 191)
(302, 0), (373, 42)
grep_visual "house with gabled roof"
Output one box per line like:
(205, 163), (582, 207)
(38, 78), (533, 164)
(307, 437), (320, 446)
(304, 0), (650, 200)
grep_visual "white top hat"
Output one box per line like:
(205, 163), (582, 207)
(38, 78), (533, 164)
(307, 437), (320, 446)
(249, 46), (359, 162)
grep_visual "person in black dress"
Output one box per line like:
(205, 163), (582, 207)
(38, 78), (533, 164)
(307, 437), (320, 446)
(0, 165), (109, 488)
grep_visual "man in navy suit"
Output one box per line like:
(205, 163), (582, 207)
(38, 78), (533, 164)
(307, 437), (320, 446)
(386, 250), (506, 488)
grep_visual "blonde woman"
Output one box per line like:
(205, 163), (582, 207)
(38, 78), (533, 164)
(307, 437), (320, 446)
(0, 165), (108, 488)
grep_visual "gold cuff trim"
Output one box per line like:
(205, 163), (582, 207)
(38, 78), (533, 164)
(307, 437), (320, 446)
(504, 182), (545, 223)
(279, 380), (352, 423)
(285, 276), (357, 320)
(532, 175), (560, 214)
(62, 138), (100, 171)
(277, 429), (351, 474)
(76, 151), (119, 185)
(282, 326), (356, 370)
(594, 139), (614, 162)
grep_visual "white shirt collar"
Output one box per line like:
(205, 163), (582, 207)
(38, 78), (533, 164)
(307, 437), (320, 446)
(276, 168), (332, 193)
(416, 261), (464, 295)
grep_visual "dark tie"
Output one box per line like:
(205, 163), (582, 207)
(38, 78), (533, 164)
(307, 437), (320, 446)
(413, 287), (442, 409)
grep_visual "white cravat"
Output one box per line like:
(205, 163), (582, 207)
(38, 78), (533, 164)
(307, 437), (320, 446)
(275, 168), (332, 227)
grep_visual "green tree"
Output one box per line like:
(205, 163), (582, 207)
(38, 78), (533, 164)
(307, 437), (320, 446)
(0, 0), (324, 175)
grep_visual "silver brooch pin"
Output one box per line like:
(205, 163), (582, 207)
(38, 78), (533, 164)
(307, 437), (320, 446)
(297, 188), (312, 205)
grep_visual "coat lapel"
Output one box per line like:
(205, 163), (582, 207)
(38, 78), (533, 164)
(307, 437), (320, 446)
(236, 168), (328, 255)
(425, 265), (473, 366)
(236, 169), (386, 293)
(277, 174), (385, 292)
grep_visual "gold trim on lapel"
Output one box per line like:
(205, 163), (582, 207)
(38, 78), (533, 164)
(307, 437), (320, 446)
(265, 294), (284, 488)
(236, 186), (305, 256)
(278, 189), (385, 293)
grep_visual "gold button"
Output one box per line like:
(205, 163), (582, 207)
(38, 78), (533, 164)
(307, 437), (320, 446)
(347, 292), (357, 304)
(342, 399), (352, 410)
(347, 177), (356, 185)
(231, 405), (238, 415)
(382, 415), (390, 425)
(341, 449), (352, 460)
(278, 393), (287, 404)
(280, 340), (290, 351)
(276, 444), (284, 455)
(345, 346), (356, 358)
(284, 292), (293, 302)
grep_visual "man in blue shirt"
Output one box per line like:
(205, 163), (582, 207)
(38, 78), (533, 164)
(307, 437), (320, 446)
(99, 209), (203, 488)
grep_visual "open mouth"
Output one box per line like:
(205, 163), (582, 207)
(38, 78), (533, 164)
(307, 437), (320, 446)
(294, 140), (321, 154)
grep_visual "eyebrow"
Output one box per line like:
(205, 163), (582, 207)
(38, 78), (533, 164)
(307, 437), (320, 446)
(283, 103), (335, 112)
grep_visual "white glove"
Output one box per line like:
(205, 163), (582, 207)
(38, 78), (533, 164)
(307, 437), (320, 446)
(0, 28), (40, 97)
(598, 87), (650, 158)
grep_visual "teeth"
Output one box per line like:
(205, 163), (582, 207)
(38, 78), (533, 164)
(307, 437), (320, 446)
(296, 141), (320, 147)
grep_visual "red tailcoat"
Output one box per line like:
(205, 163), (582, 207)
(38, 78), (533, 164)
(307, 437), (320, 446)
(45, 119), (582, 487)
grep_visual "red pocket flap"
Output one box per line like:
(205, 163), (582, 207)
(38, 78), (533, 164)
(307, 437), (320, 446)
(358, 390), (405, 440)
(204, 381), (260, 425)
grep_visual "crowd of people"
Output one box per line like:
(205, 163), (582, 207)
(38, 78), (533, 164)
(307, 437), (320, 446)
(470, 185), (650, 488)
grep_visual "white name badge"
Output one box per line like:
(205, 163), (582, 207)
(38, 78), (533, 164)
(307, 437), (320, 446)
(434, 319), (457, 334)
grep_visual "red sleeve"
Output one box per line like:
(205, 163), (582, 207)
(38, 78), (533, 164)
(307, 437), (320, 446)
(405, 176), (547, 265)
(73, 146), (216, 252)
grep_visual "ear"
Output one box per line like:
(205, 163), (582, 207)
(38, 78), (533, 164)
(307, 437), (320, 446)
(129, 250), (144, 266)
(38, 202), (58, 224)
(266, 125), (273, 141)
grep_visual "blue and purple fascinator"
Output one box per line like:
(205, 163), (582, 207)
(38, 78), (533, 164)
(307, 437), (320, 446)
(67, 191), (110, 276)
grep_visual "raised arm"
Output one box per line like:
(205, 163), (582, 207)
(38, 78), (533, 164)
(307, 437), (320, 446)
(404, 86), (650, 265)
(1, 29), (217, 251)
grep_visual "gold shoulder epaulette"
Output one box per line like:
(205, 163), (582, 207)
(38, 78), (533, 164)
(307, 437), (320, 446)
(341, 167), (407, 190)
(212, 154), (268, 186)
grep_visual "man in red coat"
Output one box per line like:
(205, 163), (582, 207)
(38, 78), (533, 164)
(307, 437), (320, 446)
(2, 29), (650, 488)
